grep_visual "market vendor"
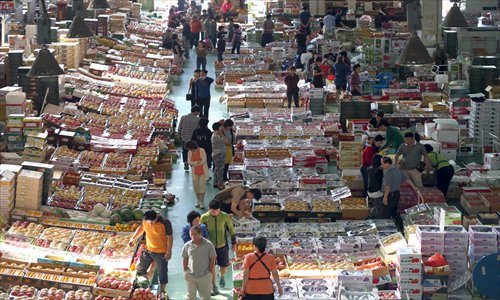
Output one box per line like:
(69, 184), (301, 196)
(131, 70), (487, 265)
(378, 120), (404, 152)
(129, 210), (173, 296)
(214, 185), (262, 216)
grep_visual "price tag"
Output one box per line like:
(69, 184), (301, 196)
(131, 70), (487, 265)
(0, 1), (14, 11)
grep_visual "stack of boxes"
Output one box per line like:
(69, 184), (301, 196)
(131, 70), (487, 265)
(430, 119), (459, 161)
(0, 86), (23, 122)
(6, 114), (25, 151)
(308, 0), (325, 16)
(110, 13), (127, 33)
(468, 225), (498, 267)
(21, 162), (54, 204)
(52, 41), (82, 70)
(23, 117), (44, 137)
(469, 99), (500, 147)
(97, 15), (110, 37)
(443, 225), (468, 281)
(416, 225), (445, 256)
(0, 169), (17, 219)
(308, 88), (325, 115)
(423, 263), (449, 300)
(396, 247), (423, 300)
(15, 169), (43, 211)
(338, 141), (363, 170)
(5, 88), (25, 117)
(7, 50), (24, 85)
(23, 132), (48, 162)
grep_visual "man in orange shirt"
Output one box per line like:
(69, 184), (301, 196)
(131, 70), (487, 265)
(129, 210), (173, 296)
(239, 237), (283, 300)
(190, 16), (202, 48)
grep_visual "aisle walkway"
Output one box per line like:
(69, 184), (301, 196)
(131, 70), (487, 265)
(164, 49), (232, 299)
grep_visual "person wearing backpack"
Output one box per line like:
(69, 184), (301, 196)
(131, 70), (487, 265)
(239, 237), (283, 300)
(424, 144), (454, 197)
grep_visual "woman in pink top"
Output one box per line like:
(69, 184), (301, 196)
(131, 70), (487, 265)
(220, 0), (234, 22)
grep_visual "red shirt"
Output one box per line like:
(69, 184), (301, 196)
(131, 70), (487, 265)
(362, 145), (377, 167)
(221, 2), (233, 13)
(191, 20), (202, 33)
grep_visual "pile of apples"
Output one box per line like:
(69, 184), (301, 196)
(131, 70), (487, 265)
(65, 290), (93, 300)
(10, 285), (37, 298)
(38, 288), (65, 300)
(97, 277), (132, 291)
(9, 221), (44, 238)
(131, 288), (155, 300)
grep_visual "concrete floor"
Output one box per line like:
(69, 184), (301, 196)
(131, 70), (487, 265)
(164, 49), (233, 300)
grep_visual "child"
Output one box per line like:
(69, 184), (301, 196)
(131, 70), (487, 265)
(231, 23), (242, 54)
(216, 26), (226, 61)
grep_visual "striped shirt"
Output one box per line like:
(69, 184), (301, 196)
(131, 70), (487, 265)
(233, 28), (242, 43)
(178, 113), (200, 142)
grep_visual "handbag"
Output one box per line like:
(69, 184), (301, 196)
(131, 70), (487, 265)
(186, 93), (193, 101)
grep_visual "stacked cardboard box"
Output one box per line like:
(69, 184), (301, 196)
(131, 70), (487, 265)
(468, 225), (498, 267)
(416, 225), (445, 256)
(21, 162), (54, 204)
(469, 99), (500, 146)
(15, 170), (43, 211)
(397, 247), (423, 300)
(110, 13), (127, 33)
(338, 141), (363, 169)
(0, 169), (16, 218)
(0, 87), (23, 122)
(5, 90), (26, 116)
(56, 42), (82, 69)
(443, 225), (468, 281)
(6, 114), (25, 151)
(97, 15), (110, 37)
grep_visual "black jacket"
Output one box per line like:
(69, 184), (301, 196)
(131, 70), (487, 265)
(192, 127), (213, 153)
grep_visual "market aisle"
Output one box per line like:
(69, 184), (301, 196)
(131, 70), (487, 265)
(164, 49), (232, 300)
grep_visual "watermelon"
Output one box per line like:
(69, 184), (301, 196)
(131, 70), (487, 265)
(120, 209), (134, 222)
(111, 209), (121, 216)
(136, 276), (150, 288)
(132, 210), (144, 221)
(110, 214), (122, 226)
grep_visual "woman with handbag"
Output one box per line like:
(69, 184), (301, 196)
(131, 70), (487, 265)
(187, 70), (200, 107)
(424, 145), (454, 197)
(186, 141), (209, 209)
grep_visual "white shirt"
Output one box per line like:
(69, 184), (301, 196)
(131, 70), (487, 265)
(323, 14), (335, 31)
(301, 52), (312, 66)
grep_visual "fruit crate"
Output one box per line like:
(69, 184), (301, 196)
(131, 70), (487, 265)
(235, 243), (254, 257)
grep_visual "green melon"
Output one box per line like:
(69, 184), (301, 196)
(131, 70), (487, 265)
(120, 208), (134, 222)
(110, 214), (122, 226)
(111, 209), (121, 216)
(132, 210), (144, 221)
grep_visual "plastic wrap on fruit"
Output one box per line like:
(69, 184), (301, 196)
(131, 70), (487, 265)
(301, 292), (330, 299)
(275, 292), (297, 299)
(299, 279), (326, 285)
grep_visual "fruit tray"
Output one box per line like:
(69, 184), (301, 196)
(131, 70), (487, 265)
(0, 258), (29, 270)
(27, 263), (65, 275)
(2, 234), (35, 248)
(33, 238), (69, 251)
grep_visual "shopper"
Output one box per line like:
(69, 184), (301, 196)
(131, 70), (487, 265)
(335, 10), (344, 28)
(368, 110), (384, 130)
(381, 156), (416, 229)
(202, 16), (211, 47)
(182, 225), (216, 300)
(129, 210), (173, 296)
(231, 23), (242, 54)
(190, 16), (202, 47)
(361, 135), (385, 198)
(294, 28), (307, 65)
(284, 66), (300, 108)
(207, 1), (215, 19)
(178, 105), (201, 170)
(299, 50), (313, 76)
(186, 141), (209, 209)
(339, 50), (352, 71)
(299, 3), (311, 35)
(200, 200), (237, 296)
(349, 63), (362, 95)
(195, 70), (214, 118)
(394, 132), (430, 188)
(323, 10), (335, 39)
(212, 122), (229, 190)
(214, 185), (262, 216)
(209, 16), (219, 50)
(424, 144), (454, 197)
(192, 118), (213, 168)
(334, 56), (350, 91)
(320, 58), (334, 83)
(222, 119), (235, 181)
(216, 27), (227, 61)
(181, 19), (191, 58)
(162, 30), (173, 49)
(220, 0), (234, 22)
(195, 41), (208, 71)
(227, 18), (235, 44)
(261, 14), (274, 47)
(168, 8), (180, 28)
(379, 120), (404, 152)
(311, 57), (324, 88)
(187, 70), (200, 107)
(367, 155), (384, 219)
(239, 237), (283, 300)
(181, 211), (209, 243)
(172, 33), (183, 66)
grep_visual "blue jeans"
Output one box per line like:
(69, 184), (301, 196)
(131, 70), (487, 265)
(137, 249), (169, 284)
(197, 57), (207, 70)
